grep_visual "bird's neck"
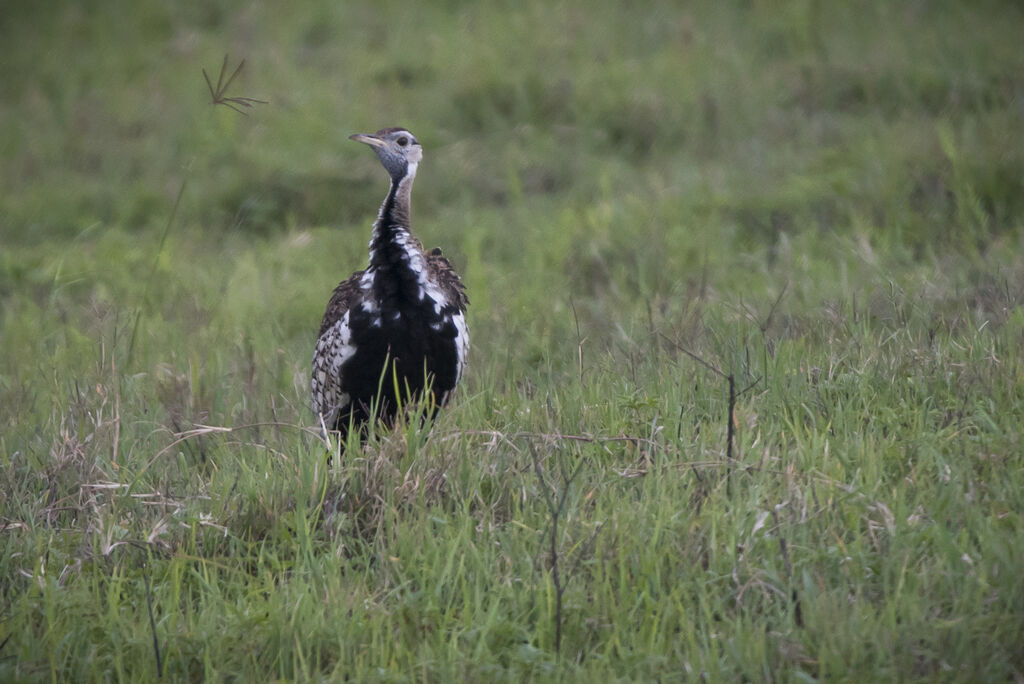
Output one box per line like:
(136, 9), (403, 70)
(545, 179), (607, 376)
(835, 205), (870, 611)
(378, 164), (417, 232)
(368, 164), (427, 288)
(371, 164), (417, 254)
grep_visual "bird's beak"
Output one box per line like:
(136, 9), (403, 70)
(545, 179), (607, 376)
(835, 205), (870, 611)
(349, 133), (385, 148)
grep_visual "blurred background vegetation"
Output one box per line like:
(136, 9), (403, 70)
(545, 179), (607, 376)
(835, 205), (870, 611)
(3, 0), (1022, 393)
(1, 0), (1023, 679)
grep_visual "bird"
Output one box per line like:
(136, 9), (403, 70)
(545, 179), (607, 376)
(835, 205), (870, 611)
(311, 127), (469, 441)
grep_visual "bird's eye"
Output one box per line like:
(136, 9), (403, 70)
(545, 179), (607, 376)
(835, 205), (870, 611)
(397, 136), (409, 147)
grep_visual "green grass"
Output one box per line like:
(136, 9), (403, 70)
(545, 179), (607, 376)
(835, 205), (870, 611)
(2, 0), (1024, 680)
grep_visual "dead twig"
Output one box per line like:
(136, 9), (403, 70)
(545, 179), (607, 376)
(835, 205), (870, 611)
(771, 507), (803, 627)
(531, 445), (586, 659)
(657, 334), (760, 494)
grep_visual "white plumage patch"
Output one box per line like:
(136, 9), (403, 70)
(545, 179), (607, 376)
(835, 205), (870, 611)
(421, 278), (448, 313)
(371, 226), (450, 314)
(311, 310), (355, 425)
(453, 311), (469, 383)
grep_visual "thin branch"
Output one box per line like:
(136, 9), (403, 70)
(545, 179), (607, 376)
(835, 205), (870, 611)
(530, 446), (586, 659)
(737, 376), (762, 399)
(658, 333), (726, 378)
(761, 281), (789, 333)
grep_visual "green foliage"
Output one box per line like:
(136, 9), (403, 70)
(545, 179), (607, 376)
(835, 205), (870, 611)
(2, 0), (1024, 680)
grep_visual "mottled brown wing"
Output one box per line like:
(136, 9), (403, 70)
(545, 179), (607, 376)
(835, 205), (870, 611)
(426, 247), (468, 312)
(318, 271), (364, 338)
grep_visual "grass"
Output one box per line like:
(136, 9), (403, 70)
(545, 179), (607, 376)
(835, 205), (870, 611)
(2, 0), (1024, 680)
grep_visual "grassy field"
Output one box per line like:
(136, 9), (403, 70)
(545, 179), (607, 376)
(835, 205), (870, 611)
(2, 1), (1024, 680)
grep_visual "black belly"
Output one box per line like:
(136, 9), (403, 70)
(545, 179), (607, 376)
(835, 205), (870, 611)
(337, 304), (459, 429)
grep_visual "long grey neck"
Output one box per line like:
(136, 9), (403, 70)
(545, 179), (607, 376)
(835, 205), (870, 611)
(367, 164), (432, 312)
(369, 163), (418, 270)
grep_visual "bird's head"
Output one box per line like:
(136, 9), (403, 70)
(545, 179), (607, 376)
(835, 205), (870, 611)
(350, 127), (422, 180)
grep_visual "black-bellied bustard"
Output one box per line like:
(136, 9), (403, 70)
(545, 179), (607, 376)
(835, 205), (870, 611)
(311, 127), (469, 439)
